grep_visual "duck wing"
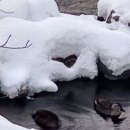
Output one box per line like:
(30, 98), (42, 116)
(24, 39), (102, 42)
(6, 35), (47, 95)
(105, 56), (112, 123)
(95, 100), (113, 117)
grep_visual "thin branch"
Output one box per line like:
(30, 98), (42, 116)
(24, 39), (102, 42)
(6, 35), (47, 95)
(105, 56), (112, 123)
(1, 34), (11, 47)
(0, 35), (33, 49)
(0, 9), (15, 14)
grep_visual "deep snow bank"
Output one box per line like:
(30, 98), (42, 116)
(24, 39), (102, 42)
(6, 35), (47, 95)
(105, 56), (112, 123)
(0, 0), (130, 99)
(0, 17), (98, 98)
(0, 16), (130, 98)
(0, 0), (60, 21)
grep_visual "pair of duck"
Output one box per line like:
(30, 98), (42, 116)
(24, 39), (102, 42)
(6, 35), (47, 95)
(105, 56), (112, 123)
(32, 99), (126, 130)
(94, 99), (126, 123)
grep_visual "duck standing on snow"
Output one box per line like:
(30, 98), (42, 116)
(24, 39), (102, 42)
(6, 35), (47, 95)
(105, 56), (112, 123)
(94, 99), (126, 123)
(32, 110), (61, 130)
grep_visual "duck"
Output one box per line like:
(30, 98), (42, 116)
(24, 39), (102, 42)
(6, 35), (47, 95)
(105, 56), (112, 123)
(32, 110), (61, 130)
(94, 99), (126, 123)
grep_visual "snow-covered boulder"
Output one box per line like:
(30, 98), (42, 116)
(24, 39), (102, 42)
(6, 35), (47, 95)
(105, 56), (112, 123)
(0, 0), (60, 21)
(98, 59), (130, 80)
(0, 16), (98, 98)
(0, 16), (130, 98)
(97, 0), (130, 26)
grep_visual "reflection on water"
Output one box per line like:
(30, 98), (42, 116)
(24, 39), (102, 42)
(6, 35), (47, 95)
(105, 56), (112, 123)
(0, 78), (130, 130)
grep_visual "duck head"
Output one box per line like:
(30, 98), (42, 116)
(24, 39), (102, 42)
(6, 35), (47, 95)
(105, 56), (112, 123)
(112, 103), (125, 112)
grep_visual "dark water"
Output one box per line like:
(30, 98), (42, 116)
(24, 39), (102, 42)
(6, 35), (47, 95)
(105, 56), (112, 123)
(0, 77), (130, 130)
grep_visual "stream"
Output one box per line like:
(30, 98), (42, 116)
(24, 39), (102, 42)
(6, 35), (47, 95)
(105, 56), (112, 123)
(0, 77), (130, 130)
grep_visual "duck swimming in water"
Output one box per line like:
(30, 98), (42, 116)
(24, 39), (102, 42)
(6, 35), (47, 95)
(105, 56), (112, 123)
(32, 110), (61, 130)
(94, 99), (126, 123)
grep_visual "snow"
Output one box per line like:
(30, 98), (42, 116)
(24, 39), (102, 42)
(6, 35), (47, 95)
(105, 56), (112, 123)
(0, 0), (130, 129)
(0, 16), (130, 98)
(0, 0), (129, 100)
(0, 17), (98, 98)
(0, 0), (60, 21)
(98, 0), (130, 26)
(0, 115), (36, 130)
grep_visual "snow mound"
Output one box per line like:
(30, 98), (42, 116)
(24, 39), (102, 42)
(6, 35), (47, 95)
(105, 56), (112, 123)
(98, 0), (130, 26)
(0, 0), (130, 98)
(0, 0), (60, 21)
(0, 17), (98, 98)
(0, 115), (36, 130)
(0, 16), (130, 98)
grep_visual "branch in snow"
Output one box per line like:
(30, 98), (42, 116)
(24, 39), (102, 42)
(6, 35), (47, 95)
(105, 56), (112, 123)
(0, 9), (14, 14)
(106, 10), (115, 23)
(0, 35), (33, 49)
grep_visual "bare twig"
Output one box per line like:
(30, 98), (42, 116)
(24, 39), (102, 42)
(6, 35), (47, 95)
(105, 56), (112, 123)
(106, 10), (115, 23)
(0, 35), (33, 49)
(0, 9), (14, 14)
(0, 34), (11, 47)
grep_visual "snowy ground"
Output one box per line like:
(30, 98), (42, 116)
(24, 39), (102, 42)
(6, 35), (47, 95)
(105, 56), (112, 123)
(0, 2), (130, 98)
(0, 0), (130, 129)
(1, 15), (130, 98)
(0, 0), (60, 21)
(0, 115), (36, 130)
(98, 0), (130, 26)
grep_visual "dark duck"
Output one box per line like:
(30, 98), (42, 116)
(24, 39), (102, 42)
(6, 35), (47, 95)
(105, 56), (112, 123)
(32, 110), (61, 130)
(94, 99), (126, 123)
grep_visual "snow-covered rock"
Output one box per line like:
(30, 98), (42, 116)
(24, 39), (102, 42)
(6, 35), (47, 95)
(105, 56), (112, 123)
(98, 0), (130, 26)
(0, 16), (130, 98)
(0, 0), (60, 21)
(0, 115), (36, 130)
(0, 16), (98, 98)
(0, 0), (130, 98)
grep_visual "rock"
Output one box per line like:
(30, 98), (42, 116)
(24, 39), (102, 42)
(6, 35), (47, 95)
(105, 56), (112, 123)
(97, 16), (105, 22)
(64, 55), (77, 67)
(0, 93), (8, 99)
(56, 0), (98, 15)
(32, 110), (61, 130)
(113, 15), (120, 22)
(52, 55), (77, 68)
(18, 85), (28, 98)
(97, 59), (130, 80)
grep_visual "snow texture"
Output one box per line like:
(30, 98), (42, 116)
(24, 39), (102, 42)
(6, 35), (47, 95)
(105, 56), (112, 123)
(0, 115), (36, 130)
(0, 15), (130, 99)
(0, 0), (130, 99)
(0, 0), (60, 21)
(1, 0), (130, 129)
(98, 0), (130, 26)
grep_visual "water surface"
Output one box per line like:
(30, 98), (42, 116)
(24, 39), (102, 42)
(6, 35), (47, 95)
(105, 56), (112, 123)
(0, 78), (130, 130)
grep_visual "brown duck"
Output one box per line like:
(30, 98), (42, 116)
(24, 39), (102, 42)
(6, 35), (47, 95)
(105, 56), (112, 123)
(94, 99), (126, 123)
(32, 110), (61, 130)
